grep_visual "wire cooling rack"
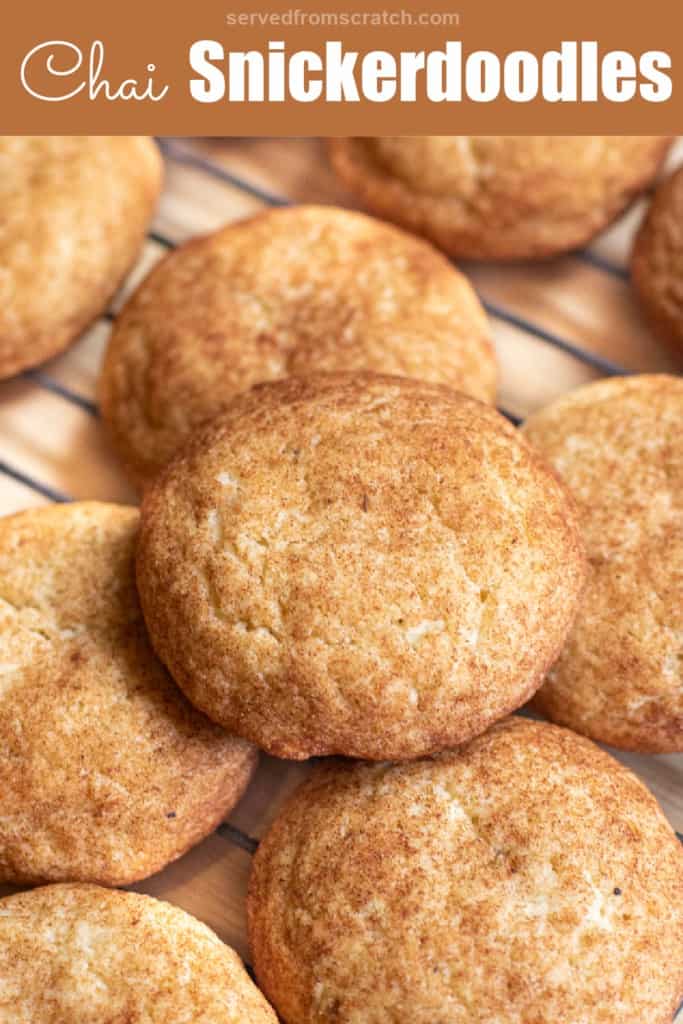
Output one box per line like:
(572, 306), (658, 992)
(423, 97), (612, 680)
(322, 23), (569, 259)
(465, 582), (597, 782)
(0, 138), (681, 1016)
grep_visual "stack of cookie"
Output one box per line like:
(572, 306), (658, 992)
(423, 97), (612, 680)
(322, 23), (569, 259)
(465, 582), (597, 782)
(0, 135), (681, 1024)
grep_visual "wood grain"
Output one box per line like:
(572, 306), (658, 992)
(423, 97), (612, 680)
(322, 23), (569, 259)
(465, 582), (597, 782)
(0, 138), (681, 1019)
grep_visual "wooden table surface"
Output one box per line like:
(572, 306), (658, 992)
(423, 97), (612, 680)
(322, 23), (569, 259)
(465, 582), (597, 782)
(1, 137), (681, 1015)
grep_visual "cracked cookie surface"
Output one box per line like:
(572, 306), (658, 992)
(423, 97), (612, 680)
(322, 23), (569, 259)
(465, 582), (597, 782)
(0, 136), (162, 379)
(632, 164), (683, 361)
(329, 136), (672, 261)
(523, 374), (683, 752)
(0, 883), (276, 1023)
(137, 373), (585, 760)
(99, 204), (494, 487)
(0, 502), (256, 886)
(248, 718), (683, 1024)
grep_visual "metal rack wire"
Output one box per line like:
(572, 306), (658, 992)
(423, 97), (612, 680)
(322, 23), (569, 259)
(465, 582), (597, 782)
(0, 138), (637, 497)
(1, 140), (681, 877)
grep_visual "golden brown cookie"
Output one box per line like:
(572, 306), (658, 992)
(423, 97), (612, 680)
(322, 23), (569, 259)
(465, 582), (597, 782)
(0, 502), (256, 886)
(0, 883), (276, 1023)
(632, 165), (683, 361)
(522, 374), (683, 752)
(329, 136), (672, 261)
(0, 136), (162, 380)
(99, 205), (495, 487)
(137, 373), (586, 761)
(248, 717), (683, 1024)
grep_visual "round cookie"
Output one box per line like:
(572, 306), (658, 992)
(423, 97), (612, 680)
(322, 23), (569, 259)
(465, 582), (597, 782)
(329, 136), (672, 261)
(136, 373), (586, 761)
(248, 717), (683, 1024)
(0, 502), (256, 886)
(522, 374), (683, 752)
(0, 136), (162, 380)
(0, 883), (276, 1023)
(99, 204), (495, 487)
(632, 165), (683, 360)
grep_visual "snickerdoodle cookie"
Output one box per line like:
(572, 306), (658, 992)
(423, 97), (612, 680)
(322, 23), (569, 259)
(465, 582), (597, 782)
(0, 883), (276, 1023)
(632, 165), (683, 360)
(523, 374), (683, 752)
(99, 205), (495, 487)
(0, 502), (256, 886)
(137, 373), (586, 761)
(329, 136), (672, 261)
(248, 717), (683, 1024)
(0, 136), (161, 379)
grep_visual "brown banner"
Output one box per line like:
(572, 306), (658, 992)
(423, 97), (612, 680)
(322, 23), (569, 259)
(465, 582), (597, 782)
(1, 0), (680, 133)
